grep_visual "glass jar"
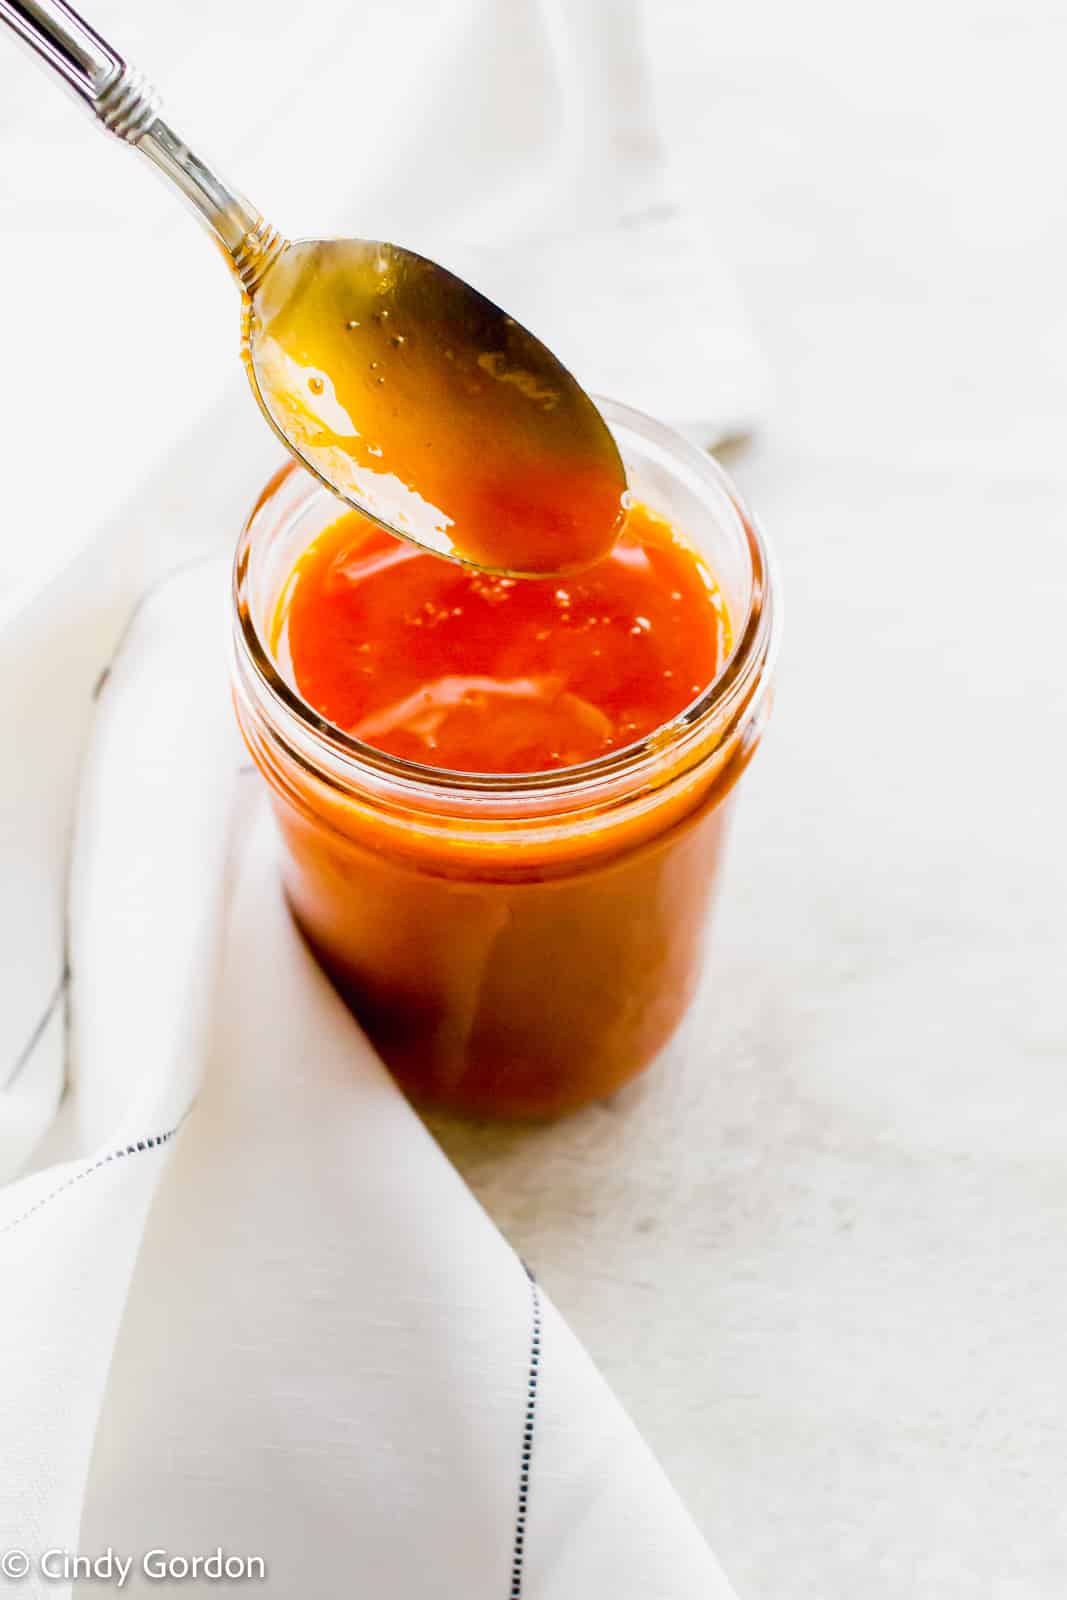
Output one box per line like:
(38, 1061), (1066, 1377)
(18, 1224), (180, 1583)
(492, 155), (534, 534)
(232, 399), (779, 1118)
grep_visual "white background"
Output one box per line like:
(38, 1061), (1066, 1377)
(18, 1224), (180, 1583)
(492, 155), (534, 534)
(3, 2), (1067, 1596)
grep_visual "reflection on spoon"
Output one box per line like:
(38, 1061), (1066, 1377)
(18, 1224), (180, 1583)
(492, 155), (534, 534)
(245, 239), (628, 577)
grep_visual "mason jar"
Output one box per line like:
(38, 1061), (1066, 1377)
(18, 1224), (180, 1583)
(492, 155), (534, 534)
(232, 399), (779, 1117)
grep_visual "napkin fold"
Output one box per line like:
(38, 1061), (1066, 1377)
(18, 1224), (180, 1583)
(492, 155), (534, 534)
(0, 1), (760, 1590)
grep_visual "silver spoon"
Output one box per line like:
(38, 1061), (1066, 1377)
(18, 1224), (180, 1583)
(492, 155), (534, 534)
(0, 0), (627, 577)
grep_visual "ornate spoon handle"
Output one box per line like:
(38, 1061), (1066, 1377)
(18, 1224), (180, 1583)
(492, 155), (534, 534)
(0, 0), (286, 289)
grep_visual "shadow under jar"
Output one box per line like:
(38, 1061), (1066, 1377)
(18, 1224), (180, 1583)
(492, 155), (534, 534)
(232, 399), (779, 1118)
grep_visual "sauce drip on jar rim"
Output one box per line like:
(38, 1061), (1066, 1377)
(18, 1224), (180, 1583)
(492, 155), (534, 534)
(275, 502), (730, 775)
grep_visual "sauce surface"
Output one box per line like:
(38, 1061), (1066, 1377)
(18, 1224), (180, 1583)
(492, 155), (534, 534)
(278, 502), (729, 775)
(250, 240), (627, 575)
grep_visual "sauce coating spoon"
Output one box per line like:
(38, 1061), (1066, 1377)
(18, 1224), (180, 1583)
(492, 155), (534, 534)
(0, 0), (627, 576)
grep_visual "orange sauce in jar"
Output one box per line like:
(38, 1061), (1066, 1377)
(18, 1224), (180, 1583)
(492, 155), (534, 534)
(276, 502), (729, 775)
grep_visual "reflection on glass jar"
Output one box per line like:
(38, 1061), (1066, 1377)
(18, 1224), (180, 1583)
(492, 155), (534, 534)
(232, 399), (780, 1118)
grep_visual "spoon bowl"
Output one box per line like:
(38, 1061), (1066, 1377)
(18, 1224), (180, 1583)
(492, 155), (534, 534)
(246, 238), (627, 576)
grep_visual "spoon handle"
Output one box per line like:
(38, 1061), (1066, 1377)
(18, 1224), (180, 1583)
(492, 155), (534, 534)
(0, 0), (286, 290)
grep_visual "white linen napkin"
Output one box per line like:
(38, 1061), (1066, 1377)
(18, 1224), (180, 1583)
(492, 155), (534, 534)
(0, 558), (734, 1595)
(0, 0), (761, 1590)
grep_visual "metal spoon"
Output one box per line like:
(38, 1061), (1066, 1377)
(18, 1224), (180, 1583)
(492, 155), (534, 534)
(0, 0), (627, 576)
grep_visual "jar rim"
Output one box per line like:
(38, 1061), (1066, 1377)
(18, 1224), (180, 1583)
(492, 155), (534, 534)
(232, 397), (780, 806)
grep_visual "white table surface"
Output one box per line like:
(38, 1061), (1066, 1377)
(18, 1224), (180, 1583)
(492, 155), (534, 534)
(4, 2), (1067, 1596)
